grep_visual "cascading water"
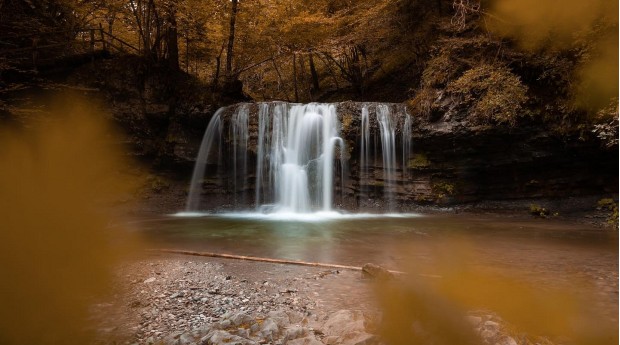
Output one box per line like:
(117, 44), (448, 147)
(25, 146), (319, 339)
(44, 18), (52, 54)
(402, 107), (412, 180)
(186, 103), (346, 214)
(186, 108), (224, 211)
(231, 104), (249, 206)
(359, 104), (370, 200)
(376, 104), (397, 210)
(185, 102), (412, 216)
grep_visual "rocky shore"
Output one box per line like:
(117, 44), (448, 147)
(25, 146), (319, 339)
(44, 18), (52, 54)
(93, 255), (546, 345)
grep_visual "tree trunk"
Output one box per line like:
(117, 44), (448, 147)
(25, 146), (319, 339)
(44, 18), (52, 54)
(298, 54), (311, 101)
(144, 0), (152, 59)
(213, 55), (221, 90)
(309, 51), (320, 93)
(212, 44), (225, 90)
(166, 10), (179, 71)
(185, 35), (189, 73)
(292, 53), (299, 102)
(225, 0), (238, 79)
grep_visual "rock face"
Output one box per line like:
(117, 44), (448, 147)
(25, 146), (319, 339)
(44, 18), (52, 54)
(117, 100), (618, 211)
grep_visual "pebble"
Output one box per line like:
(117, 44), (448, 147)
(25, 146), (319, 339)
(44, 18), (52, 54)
(96, 259), (550, 345)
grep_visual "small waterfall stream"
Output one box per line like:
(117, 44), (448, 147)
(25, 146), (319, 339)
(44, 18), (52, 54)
(186, 102), (412, 214)
(231, 104), (249, 206)
(186, 108), (224, 211)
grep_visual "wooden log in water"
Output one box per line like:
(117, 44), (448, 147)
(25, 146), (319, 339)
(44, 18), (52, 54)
(149, 248), (405, 275)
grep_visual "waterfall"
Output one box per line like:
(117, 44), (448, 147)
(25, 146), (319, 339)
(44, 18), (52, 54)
(186, 108), (224, 211)
(376, 104), (397, 210)
(360, 104), (370, 200)
(277, 103), (343, 212)
(231, 104), (249, 206)
(254, 103), (270, 208)
(185, 102), (412, 214)
(402, 107), (412, 179)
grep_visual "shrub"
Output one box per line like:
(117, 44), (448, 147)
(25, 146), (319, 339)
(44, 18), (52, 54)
(448, 64), (528, 125)
(529, 204), (550, 217)
(433, 181), (455, 200)
(592, 99), (619, 148)
(408, 154), (431, 169)
(597, 198), (619, 229)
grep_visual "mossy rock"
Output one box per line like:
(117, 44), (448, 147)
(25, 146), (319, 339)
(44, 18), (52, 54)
(529, 204), (550, 217)
(408, 154), (430, 169)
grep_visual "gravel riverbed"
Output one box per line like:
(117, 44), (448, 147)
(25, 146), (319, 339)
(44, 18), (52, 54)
(91, 254), (558, 345)
(93, 254), (379, 344)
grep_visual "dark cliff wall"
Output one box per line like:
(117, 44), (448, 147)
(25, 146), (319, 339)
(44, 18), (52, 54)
(143, 102), (617, 211)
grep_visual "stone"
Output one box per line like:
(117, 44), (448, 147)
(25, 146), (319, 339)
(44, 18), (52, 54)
(361, 263), (393, 280)
(144, 277), (156, 283)
(479, 320), (500, 340)
(229, 311), (253, 327)
(161, 331), (183, 344)
(178, 333), (197, 345)
(496, 336), (518, 345)
(286, 310), (305, 324)
(324, 336), (339, 345)
(480, 329), (498, 341)
(319, 310), (380, 345)
(266, 310), (290, 328)
(249, 322), (260, 334)
(219, 320), (231, 329)
(287, 336), (324, 345)
(235, 328), (250, 339)
(345, 332), (378, 345)
(322, 310), (367, 337)
(259, 318), (280, 340)
(283, 325), (306, 341)
(201, 330), (256, 345)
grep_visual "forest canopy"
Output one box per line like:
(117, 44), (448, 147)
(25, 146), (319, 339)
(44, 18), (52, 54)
(0, 0), (617, 132)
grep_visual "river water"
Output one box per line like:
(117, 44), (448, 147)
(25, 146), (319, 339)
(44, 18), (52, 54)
(133, 212), (618, 326)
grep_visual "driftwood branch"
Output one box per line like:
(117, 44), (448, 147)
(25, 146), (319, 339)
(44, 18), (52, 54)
(149, 248), (406, 275)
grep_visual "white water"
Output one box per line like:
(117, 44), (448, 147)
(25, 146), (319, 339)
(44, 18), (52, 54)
(174, 211), (422, 222)
(231, 104), (249, 205)
(376, 104), (397, 210)
(360, 104), (370, 199)
(184, 102), (413, 218)
(402, 107), (412, 179)
(277, 103), (344, 212)
(186, 108), (223, 211)
(186, 103), (346, 214)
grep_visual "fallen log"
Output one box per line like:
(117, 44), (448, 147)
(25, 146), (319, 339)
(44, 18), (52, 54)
(149, 248), (405, 275)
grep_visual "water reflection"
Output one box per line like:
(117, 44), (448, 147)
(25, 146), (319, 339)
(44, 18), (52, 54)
(138, 213), (617, 268)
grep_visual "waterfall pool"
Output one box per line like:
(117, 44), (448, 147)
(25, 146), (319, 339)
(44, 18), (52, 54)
(130, 211), (618, 322)
(137, 212), (616, 277)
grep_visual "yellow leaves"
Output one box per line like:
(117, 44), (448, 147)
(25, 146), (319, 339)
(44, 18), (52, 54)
(374, 240), (618, 345)
(448, 64), (528, 125)
(485, 0), (618, 113)
(0, 95), (143, 345)
(487, 0), (616, 50)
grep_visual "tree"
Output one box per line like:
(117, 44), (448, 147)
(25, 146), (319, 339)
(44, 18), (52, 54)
(225, 0), (238, 80)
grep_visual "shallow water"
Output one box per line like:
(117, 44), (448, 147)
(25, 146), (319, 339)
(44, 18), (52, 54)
(135, 212), (618, 320)
(137, 212), (616, 270)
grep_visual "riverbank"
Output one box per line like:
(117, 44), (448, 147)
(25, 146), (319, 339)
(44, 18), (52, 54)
(92, 254), (378, 344)
(86, 256), (497, 345)
(93, 246), (618, 345)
